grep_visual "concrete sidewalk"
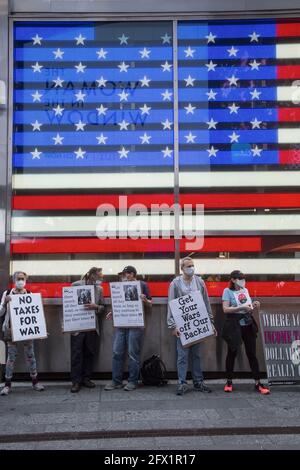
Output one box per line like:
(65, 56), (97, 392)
(0, 380), (300, 450)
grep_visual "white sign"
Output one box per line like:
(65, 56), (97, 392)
(63, 286), (96, 333)
(10, 293), (47, 342)
(0, 340), (5, 364)
(169, 291), (214, 347)
(110, 281), (144, 328)
(233, 289), (253, 309)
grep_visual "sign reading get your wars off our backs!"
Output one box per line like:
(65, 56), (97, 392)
(9, 293), (47, 342)
(169, 291), (214, 347)
(110, 281), (144, 328)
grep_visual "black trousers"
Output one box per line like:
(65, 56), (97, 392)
(225, 324), (260, 381)
(70, 331), (98, 384)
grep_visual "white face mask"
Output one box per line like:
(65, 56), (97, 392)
(15, 279), (26, 289)
(235, 279), (246, 288)
(183, 266), (195, 277)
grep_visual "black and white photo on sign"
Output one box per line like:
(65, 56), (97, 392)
(77, 288), (92, 305)
(123, 284), (139, 301)
(9, 293), (47, 342)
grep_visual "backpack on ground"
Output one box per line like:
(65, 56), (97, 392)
(140, 354), (168, 386)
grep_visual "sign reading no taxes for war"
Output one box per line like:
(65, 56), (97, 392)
(10, 293), (47, 342)
(169, 291), (214, 347)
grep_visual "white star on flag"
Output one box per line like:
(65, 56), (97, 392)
(206, 89), (217, 100)
(162, 146), (173, 158)
(31, 62), (43, 73)
(118, 147), (129, 159)
(205, 60), (217, 72)
(31, 120), (42, 131)
(161, 89), (173, 101)
(185, 132), (196, 143)
(250, 88), (261, 100)
(53, 48), (64, 59)
(140, 133), (151, 144)
(96, 48), (108, 59)
(96, 77), (107, 87)
(251, 145), (263, 156)
(118, 90), (129, 101)
(75, 90), (86, 102)
(249, 31), (260, 42)
(161, 61), (172, 72)
(118, 120), (130, 130)
(53, 104), (65, 116)
(227, 75), (239, 86)
(140, 104), (151, 115)
(96, 104), (108, 116)
(251, 117), (262, 129)
(184, 46), (195, 58)
(184, 103), (196, 114)
(75, 147), (86, 159)
(206, 32), (217, 43)
(161, 33), (171, 44)
(118, 61), (130, 72)
(32, 34), (42, 45)
(249, 60), (261, 70)
(139, 48), (151, 59)
(227, 46), (238, 57)
(229, 131), (240, 143)
(31, 148), (42, 159)
(207, 146), (219, 157)
(228, 103), (240, 114)
(75, 62), (86, 73)
(161, 119), (173, 130)
(75, 120), (86, 131)
(53, 77), (64, 88)
(206, 118), (218, 129)
(53, 133), (64, 145)
(75, 34), (86, 45)
(140, 76), (151, 87)
(96, 134), (108, 144)
(31, 90), (42, 102)
(184, 75), (196, 87)
(118, 34), (129, 45)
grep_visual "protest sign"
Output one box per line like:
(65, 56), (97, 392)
(169, 291), (214, 347)
(110, 281), (144, 328)
(62, 285), (96, 332)
(259, 312), (300, 383)
(233, 289), (253, 309)
(10, 293), (47, 342)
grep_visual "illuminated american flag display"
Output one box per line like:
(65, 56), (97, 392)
(11, 20), (300, 298)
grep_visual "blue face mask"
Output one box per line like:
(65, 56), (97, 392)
(183, 267), (195, 277)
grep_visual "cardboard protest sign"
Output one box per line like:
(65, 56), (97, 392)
(110, 281), (144, 328)
(10, 293), (47, 342)
(62, 285), (96, 333)
(169, 291), (214, 347)
(259, 312), (300, 383)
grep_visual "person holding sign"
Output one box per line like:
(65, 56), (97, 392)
(105, 266), (152, 392)
(167, 257), (215, 396)
(222, 270), (270, 395)
(0, 271), (44, 396)
(69, 267), (106, 393)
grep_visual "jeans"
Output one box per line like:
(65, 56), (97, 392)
(225, 324), (260, 381)
(5, 341), (37, 381)
(176, 338), (204, 384)
(70, 331), (98, 384)
(112, 328), (144, 385)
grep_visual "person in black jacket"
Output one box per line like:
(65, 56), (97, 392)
(222, 270), (270, 395)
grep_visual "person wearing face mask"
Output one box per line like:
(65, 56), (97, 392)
(0, 271), (44, 396)
(167, 257), (216, 396)
(70, 267), (106, 393)
(222, 270), (270, 395)
(105, 265), (152, 391)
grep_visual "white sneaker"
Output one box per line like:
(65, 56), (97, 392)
(0, 385), (11, 396)
(33, 383), (44, 391)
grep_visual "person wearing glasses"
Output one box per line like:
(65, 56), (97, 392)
(222, 270), (270, 395)
(0, 271), (44, 396)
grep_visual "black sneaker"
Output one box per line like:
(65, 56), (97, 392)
(82, 379), (96, 388)
(71, 383), (81, 393)
(176, 383), (188, 396)
(194, 381), (212, 393)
